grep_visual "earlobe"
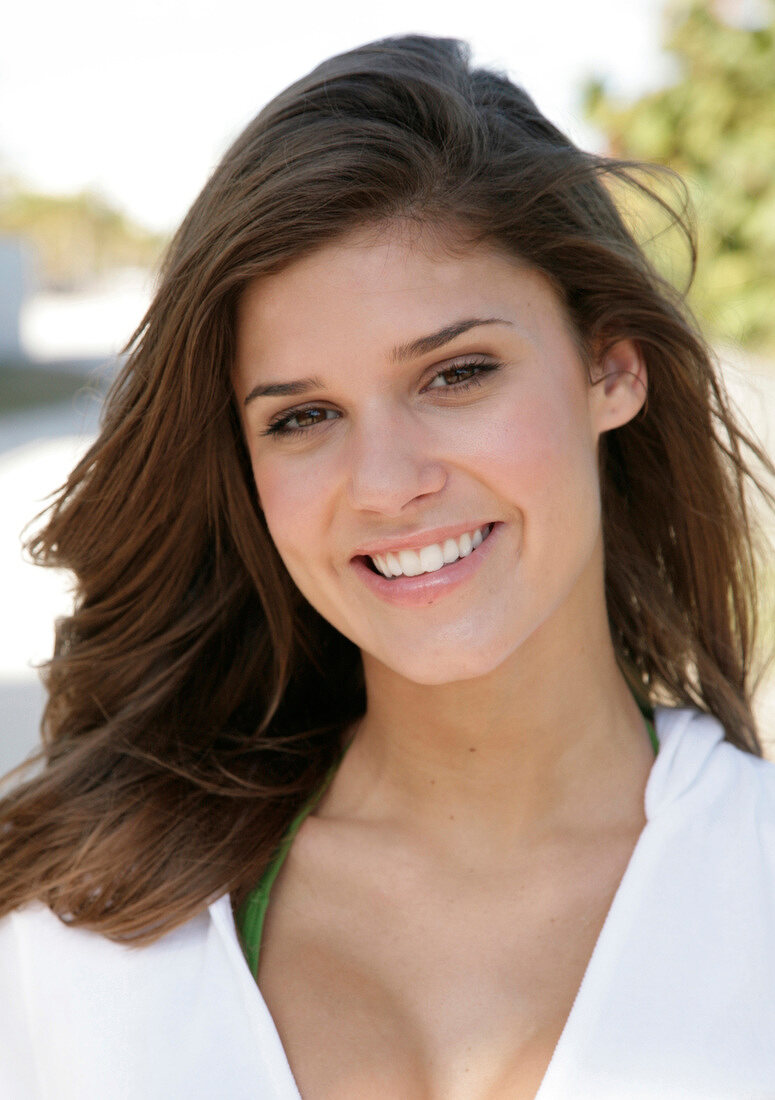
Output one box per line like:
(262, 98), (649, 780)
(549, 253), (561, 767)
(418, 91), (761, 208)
(593, 339), (648, 432)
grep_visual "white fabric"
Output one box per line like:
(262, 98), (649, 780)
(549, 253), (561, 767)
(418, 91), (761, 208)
(1, 705), (774, 1099)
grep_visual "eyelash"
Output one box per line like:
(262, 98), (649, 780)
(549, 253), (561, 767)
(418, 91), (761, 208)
(260, 357), (501, 438)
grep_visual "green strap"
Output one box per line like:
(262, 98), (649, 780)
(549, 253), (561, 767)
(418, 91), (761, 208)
(645, 715), (659, 756)
(237, 759), (340, 978)
(632, 691), (659, 756)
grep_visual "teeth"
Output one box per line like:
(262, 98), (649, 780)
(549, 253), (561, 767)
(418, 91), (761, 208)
(373, 553), (391, 576)
(368, 524), (492, 579)
(442, 538), (460, 564)
(418, 544), (444, 572)
(397, 548), (424, 577)
(386, 551), (402, 576)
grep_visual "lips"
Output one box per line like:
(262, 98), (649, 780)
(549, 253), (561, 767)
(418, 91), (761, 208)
(350, 520), (499, 561)
(361, 523), (494, 578)
(350, 521), (503, 608)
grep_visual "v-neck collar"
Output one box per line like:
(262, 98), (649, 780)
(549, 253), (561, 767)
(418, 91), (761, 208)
(211, 706), (711, 1100)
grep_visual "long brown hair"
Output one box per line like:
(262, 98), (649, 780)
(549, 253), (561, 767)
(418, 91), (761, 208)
(1, 35), (773, 942)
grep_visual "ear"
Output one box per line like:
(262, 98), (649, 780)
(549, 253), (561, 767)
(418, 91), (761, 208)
(589, 338), (647, 435)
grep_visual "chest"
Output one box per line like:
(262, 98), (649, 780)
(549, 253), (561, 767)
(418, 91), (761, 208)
(255, 827), (638, 1100)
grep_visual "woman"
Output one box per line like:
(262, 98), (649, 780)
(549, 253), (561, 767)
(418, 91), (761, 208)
(1, 34), (774, 1100)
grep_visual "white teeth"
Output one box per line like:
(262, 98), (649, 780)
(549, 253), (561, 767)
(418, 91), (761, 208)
(397, 549), (424, 576)
(442, 538), (460, 565)
(368, 524), (492, 579)
(419, 544), (444, 572)
(386, 551), (402, 576)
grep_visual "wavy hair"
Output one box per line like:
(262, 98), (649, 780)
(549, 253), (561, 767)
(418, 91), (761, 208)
(1, 35), (773, 942)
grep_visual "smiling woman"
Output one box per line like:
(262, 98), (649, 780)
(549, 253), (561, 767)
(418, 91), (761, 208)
(1, 34), (774, 1100)
(232, 240), (645, 670)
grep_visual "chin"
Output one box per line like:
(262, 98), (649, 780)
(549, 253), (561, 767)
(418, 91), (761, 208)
(372, 638), (512, 686)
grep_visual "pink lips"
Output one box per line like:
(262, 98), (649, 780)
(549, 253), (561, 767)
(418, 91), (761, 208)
(351, 522), (501, 607)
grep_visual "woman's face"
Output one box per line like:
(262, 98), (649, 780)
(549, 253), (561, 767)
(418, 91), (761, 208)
(232, 225), (645, 685)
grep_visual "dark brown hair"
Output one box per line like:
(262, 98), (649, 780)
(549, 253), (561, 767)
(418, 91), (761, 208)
(1, 35), (773, 942)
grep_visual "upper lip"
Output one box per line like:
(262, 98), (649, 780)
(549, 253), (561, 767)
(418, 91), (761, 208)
(351, 521), (497, 560)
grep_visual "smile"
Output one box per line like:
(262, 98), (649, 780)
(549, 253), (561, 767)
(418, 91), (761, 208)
(350, 522), (502, 608)
(366, 523), (494, 579)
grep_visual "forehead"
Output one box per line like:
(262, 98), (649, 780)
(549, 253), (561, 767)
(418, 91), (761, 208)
(234, 224), (566, 370)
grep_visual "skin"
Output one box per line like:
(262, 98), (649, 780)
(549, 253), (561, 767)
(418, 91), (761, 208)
(232, 223), (654, 1099)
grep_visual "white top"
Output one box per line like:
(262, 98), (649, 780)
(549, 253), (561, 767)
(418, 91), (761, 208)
(1, 706), (774, 1099)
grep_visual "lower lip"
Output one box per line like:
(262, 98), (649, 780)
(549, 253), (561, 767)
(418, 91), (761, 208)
(350, 523), (502, 607)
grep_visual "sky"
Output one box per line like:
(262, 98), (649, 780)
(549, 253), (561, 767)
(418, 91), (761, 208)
(2, 0), (673, 234)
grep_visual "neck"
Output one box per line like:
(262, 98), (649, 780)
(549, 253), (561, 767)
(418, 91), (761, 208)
(330, 564), (654, 853)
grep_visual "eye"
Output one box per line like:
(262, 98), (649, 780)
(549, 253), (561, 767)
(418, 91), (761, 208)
(260, 406), (339, 438)
(425, 357), (500, 391)
(260, 356), (501, 439)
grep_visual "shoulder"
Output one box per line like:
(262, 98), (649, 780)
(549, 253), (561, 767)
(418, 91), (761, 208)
(0, 896), (216, 978)
(648, 705), (775, 868)
(0, 895), (229, 1006)
(553, 707), (775, 1096)
(651, 704), (775, 811)
(0, 896), (293, 1099)
(0, 900), (213, 1096)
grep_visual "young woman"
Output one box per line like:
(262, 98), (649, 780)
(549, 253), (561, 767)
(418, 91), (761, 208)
(1, 34), (774, 1100)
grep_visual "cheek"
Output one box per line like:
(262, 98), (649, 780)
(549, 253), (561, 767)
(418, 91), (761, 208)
(248, 455), (324, 564)
(475, 389), (593, 499)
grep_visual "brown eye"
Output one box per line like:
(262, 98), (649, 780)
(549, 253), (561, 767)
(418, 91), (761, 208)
(262, 406), (340, 438)
(425, 359), (501, 390)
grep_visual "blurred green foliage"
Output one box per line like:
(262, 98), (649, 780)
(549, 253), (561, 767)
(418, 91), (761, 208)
(0, 186), (166, 291)
(584, 0), (775, 353)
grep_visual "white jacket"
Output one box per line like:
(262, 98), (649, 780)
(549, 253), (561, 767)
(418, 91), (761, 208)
(1, 706), (774, 1099)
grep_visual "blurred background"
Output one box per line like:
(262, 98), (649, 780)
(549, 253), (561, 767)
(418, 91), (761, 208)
(1, 0), (774, 775)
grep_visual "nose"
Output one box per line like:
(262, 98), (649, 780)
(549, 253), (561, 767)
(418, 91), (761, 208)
(346, 408), (447, 515)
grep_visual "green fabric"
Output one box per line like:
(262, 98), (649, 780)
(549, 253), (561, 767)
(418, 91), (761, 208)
(633, 692), (659, 756)
(645, 715), (659, 756)
(238, 704), (659, 977)
(237, 759), (341, 978)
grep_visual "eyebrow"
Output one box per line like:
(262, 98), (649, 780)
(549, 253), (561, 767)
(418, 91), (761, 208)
(242, 317), (511, 406)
